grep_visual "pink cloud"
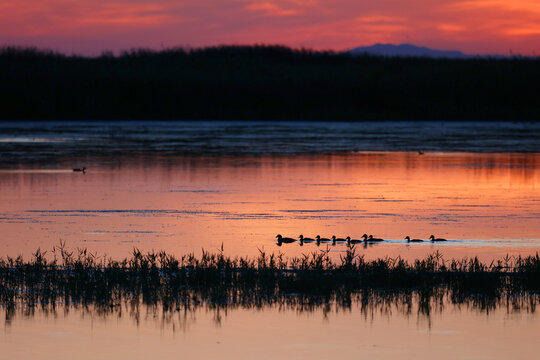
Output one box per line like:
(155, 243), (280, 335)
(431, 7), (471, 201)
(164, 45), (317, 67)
(244, 2), (301, 16)
(1, 0), (540, 55)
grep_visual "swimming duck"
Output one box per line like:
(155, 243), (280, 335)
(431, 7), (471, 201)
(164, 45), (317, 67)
(331, 235), (347, 245)
(429, 235), (447, 242)
(362, 234), (383, 242)
(73, 167), (86, 173)
(276, 234), (296, 246)
(346, 236), (363, 245)
(405, 236), (423, 243)
(368, 235), (384, 242)
(315, 235), (331, 246)
(299, 234), (315, 246)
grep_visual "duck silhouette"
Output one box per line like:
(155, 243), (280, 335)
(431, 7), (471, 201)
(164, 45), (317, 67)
(346, 236), (363, 245)
(331, 235), (347, 245)
(73, 167), (86, 173)
(315, 235), (331, 246)
(276, 234), (296, 246)
(405, 236), (423, 243)
(367, 235), (384, 242)
(361, 234), (383, 242)
(299, 234), (315, 246)
(429, 235), (447, 242)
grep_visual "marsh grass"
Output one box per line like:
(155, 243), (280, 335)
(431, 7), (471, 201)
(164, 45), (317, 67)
(0, 243), (539, 322)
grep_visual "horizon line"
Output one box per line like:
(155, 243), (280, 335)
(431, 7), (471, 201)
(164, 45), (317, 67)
(0, 42), (529, 58)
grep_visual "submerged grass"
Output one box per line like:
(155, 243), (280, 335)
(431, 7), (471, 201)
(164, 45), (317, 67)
(1, 243), (539, 321)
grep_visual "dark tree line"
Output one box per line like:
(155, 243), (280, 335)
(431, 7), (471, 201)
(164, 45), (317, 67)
(1, 45), (540, 120)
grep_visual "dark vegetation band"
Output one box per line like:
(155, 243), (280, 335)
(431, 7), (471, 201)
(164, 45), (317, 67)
(1, 45), (540, 120)
(1, 245), (539, 317)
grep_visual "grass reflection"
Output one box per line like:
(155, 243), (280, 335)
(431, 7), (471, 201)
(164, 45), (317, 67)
(1, 244), (539, 326)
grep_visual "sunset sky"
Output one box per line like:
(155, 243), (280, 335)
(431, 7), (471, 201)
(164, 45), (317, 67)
(2, 0), (540, 55)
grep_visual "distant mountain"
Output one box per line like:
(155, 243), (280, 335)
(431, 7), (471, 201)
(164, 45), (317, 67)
(349, 44), (471, 58)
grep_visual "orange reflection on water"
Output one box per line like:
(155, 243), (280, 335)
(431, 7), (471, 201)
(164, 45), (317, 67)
(0, 152), (539, 261)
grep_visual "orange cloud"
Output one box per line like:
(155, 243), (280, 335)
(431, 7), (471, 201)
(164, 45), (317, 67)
(244, 2), (301, 16)
(443, 0), (540, 42)
(505, 26), (540, 36)
(437, 24), (466, 33)
(0, 1), (181, 36)
(355, 16), (406, 23)
(448, 0), (540, 13)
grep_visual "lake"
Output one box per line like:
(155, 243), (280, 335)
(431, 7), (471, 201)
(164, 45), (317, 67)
(1, 121), (539, 359)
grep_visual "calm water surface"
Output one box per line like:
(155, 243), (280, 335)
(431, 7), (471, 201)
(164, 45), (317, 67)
(1, 152), (539, 260)
(1, 121), (539, 359)
(2, 298), (539, 360)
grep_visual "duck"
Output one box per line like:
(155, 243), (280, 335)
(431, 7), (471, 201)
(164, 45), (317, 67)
(299, 234), (315, 246)
(331, 235), (347, 245)
(315, 235), (331, 246)
(346, 236), (363, 245)
(368, 235), (384, 242)
(276, 234), (296, 246)
(362, 234), (383, 242)
(429, 235), (447, 242)
(73, 167), (86, 173)
(405, 236), (423, 243)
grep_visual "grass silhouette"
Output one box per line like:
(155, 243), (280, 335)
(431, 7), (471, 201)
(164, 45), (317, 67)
(1, 243), (539, 322)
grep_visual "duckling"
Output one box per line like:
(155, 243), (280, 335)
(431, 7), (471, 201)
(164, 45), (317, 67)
(331, 235), (347, 245)
(368, 235), (384, 242)
(315, 235), (331, 246)
(429, 235), (447, 242)
(276, 234), (296, 246)
(346, 236), (363, 245)
(299, 234), (315, 246)
(362, 234), (383, 242)
(405, 236), (423, 243)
